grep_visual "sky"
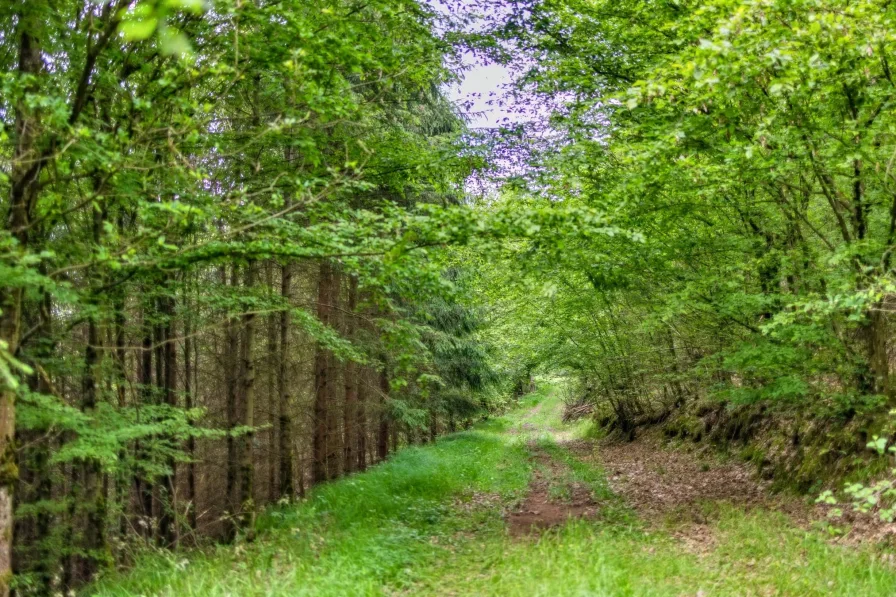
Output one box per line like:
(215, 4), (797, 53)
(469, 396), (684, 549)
(447, 55), (517, 129)
(427, 0), (521, 130)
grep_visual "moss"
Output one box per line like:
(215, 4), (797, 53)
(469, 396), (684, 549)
(0, 459), (18, 487)
(663, 414), (704, 440)
(614, 393), (896, 496)
(739, 445), (765, 467)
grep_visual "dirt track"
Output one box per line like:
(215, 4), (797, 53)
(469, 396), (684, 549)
(507, 445), (599, 536)
(508, 400), (896, 548)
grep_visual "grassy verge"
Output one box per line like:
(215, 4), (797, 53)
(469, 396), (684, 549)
(89, 428), (530, 596)
(90, 382), (896, 596)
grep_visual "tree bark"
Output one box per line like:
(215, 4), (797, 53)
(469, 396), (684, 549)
(113, 289), (129, 539)
(224, 264), (240, 541)
(861, 307), (890, 401)
(265, 262), (277, 502)
(356, 369), (368, 472)
(69, 187), (109, 586)
(158, 286), (177, 547)
(136, 306), (155, 533)
(15, 291), (54, 593)
(0, 12), (44, 594)
(278, 261), (294, 497)
(377, 366), (389, 462)
(238, 263), (256, 538)
(184, 307), (197, 531)
(342, 276), (359, 474)
(72, 292), (106, 583)
(325, 270), (342, 480)
(312, 261), (335, 484)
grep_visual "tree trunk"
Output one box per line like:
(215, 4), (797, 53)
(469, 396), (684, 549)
(238, 263), (257, 538)
(278, 261), (294, 497)
(184, 309), (197, 532)
(313, 261), (335, 484)
(158, 287), (177, 547)
(224, 264), (240, 540)
(0, 13), (43, 594)
(325, 270), (342, 480)
(15, 291), (54, 593)
(861, 307), (890, 401)
(377, 366), (389, 462)
(342, 276), (359, 474)
(72, 312), (106, 584)
(136, 307), (154, 533)
(113, 291), (129, 539)
(356, 370), (368, 472)
(265, 262), (277, 502)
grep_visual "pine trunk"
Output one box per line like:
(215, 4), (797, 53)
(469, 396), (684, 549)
(342, 276), (358, 475)
(159, 288), (178, 547)
(278, 261), (294, 497)
(312, 261), (335, 484)
(72, 314), (105, 584)
(377, 367), (389, 462)
(136, 307), (154, 532)
(184, 310), (197, 531)
(238, 263), (257, 537)
(265, 263), (277, 502)
(356, 370), (368, 472)
(224, 264), (240, 540)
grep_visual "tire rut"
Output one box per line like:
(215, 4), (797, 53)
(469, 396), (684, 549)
(506, 444), (599, 537)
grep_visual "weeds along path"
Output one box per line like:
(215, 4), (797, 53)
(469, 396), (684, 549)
(92, 384), (896, 596)
(504, 387), (619, 537)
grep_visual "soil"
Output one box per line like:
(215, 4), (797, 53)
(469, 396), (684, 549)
(507, 401), (896, 549)
(506, 448), (599, 537)
(595, 434), (779, 518)
(587, 431), (896, 548)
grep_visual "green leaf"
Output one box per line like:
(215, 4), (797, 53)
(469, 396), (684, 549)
(164, 0), (206, 13)
(160, 28), (193, 57)
(119, 17), (158, 41)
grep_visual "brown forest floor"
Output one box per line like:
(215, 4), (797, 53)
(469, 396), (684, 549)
(508, 395), (896, 552)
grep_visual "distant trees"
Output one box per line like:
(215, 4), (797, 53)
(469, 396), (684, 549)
(0, 1), (506, 594)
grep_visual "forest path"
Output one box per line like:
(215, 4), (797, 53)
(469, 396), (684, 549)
(504, 386), (793, 551)
(505, 442), (600, 536)
(413, 384), (896, 596)
(92, 383), (896, 596)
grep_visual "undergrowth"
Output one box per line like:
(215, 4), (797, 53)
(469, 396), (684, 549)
(90, 382), (896, 596)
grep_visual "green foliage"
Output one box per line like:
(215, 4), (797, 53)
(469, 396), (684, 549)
(818, 423), (896, 522)
(463, 0), (896, 441)
(10, 0), (896, 589)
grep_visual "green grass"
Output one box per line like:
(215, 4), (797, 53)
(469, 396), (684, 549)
(412, 504), (896, 596)
(89, 429), (531, 597)
(89, 382), (896, 596)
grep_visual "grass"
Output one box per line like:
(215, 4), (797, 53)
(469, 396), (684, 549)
(90, 430), (531, 597)
(413, 502), (896, 596)
(89, 382), (896, 596)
